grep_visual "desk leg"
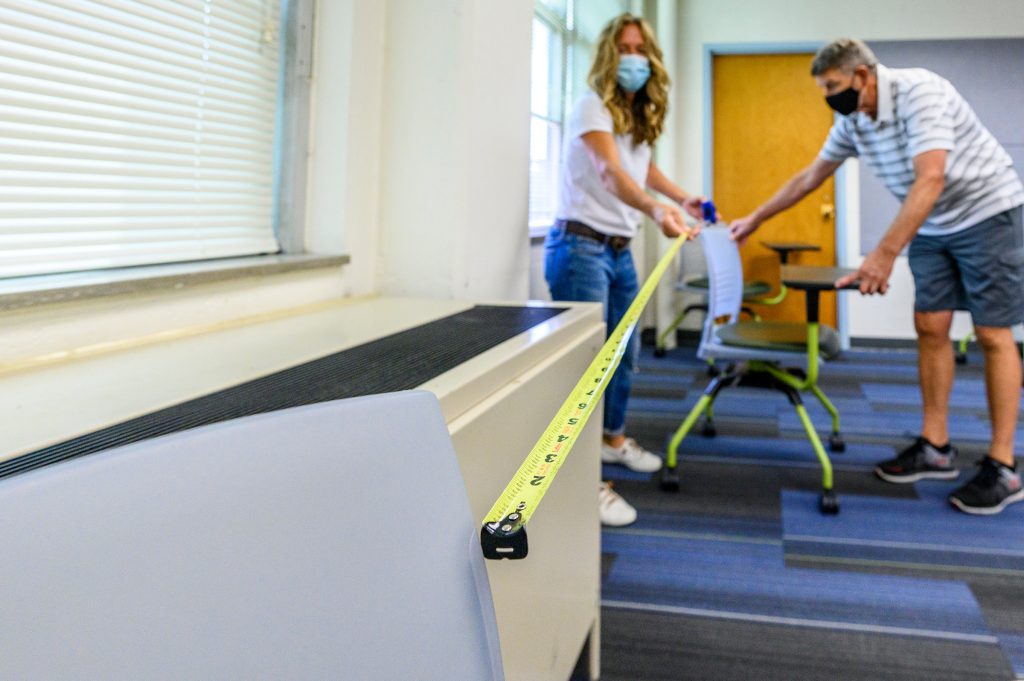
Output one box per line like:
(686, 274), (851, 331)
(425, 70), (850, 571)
(587, 611), (601, 681)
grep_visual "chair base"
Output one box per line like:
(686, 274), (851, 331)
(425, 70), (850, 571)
(819, 489), (840, 514)
(660, 466), (681, 492)
(663, 362), (841, 516)
(829, 433), (846, 453)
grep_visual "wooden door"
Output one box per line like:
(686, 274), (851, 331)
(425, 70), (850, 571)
(712, 53), (838, 326)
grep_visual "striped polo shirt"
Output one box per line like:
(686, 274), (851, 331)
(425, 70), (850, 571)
(819, 64), (1024, 236)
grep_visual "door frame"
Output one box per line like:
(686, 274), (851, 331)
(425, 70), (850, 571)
(703, 42), (853, 349)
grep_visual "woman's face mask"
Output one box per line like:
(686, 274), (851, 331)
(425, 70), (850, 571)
(617, 54), (650, 94)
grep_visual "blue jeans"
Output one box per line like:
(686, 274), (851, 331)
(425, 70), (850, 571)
(544, 225), (640, 436)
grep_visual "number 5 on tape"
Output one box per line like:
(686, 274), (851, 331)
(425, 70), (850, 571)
(481, 226), (698, 560)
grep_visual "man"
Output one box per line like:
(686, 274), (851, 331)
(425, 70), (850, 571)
(730, 38), (1024, 515)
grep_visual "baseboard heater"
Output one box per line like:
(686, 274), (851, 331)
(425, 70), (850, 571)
(1, 305), (565, 481)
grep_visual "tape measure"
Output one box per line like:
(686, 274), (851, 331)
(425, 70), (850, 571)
(481, 204), (714, 560)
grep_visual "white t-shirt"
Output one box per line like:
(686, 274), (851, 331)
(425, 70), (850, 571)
(556, 91), (652, 238)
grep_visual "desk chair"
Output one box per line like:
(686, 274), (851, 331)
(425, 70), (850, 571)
(955, 330), (974, 364)
(0, 392), (504, 680)
(654, 242), (813, 359)
(655, 267), (775, 359)
(660, 228), (846, 514)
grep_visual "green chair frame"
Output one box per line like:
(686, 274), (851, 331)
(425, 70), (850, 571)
(659, 228), (845, 514)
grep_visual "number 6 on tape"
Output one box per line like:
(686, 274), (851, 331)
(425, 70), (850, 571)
(481, 222), (702, 560)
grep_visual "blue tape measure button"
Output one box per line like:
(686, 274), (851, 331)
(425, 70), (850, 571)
(701, 200), (716, 223)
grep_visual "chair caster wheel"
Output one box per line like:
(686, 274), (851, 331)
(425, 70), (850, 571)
(654, 346), (666, 358)
(829, 434), (845, 453)
(701, 422), (717, 438)
(954, 353), (967, 365)
(819, 490), (839, 515)
(660, 467), (680, 492)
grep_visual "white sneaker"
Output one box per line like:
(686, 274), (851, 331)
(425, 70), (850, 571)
(599, 482), (637, 527)
(601, 437), (663, 473)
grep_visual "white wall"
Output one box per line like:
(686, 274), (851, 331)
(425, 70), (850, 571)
(670, 0), (1024, 340)
(307, 0), (534, 301)
(376, 0), (533, 300)
(305, 0), (386, 298)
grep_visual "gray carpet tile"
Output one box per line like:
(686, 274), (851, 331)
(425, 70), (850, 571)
(594, 608), (1013, 681)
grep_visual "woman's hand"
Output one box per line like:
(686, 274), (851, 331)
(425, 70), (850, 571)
(680, 195), (705, 221)
(651, 202), (697, 239)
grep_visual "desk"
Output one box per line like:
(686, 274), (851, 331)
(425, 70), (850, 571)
(781, 264), (858, 323)
(761, 240), (821, 264)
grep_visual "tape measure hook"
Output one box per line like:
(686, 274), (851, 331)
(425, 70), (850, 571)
(480, 522), (528, 560)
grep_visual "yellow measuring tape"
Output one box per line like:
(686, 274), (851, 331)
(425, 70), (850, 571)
(480, 227), (697, 560)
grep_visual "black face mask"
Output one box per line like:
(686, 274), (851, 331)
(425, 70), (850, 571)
(825, 85), (859, 116)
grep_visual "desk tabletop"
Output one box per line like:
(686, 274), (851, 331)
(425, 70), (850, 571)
(760, 240), (822, 253)
(781, 264), (860, 291)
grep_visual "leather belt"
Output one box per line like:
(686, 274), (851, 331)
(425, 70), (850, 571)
(555, 219), (631, 251)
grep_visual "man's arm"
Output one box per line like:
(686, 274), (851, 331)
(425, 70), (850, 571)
(729, 156), (842, 244)
(836, 149), (947, 293)
(580, 131), (691, 238)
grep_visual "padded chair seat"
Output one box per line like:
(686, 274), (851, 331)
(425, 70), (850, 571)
(685, 276), (772, 299)
(716, 321), (842, 360)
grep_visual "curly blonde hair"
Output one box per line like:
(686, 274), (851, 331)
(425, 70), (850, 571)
(587, 13), (670, 147)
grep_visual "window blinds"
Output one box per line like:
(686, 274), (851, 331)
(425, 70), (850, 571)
(0, 0), (282, 278)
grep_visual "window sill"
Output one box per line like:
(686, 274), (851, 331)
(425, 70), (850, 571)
(529, 224), (551, 240)
(0, 254), (351, 313)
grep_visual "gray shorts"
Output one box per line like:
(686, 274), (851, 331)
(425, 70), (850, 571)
(908, 206), (1024, 327)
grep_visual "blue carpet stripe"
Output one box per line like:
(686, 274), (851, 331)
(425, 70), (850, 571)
(602, 463), (658, 482)
(782, 489), (1024, 571)
(655, 433), (893, 467)
(861, 380), (998, 410)
(600, 532), (991, 637)
(777, 410), (1024, 444)
(605, 510), (781, 541)
(629, 392), (876, 418)
(631, 372), (696, 390)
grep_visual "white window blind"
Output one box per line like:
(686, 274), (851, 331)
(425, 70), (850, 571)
(0, 0), (283, 278)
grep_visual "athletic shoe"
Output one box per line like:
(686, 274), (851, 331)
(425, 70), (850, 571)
(875, 436), (959, 483)
(601, 437), (663, 473)
(599, 482), (637, 527)
(949, 457), (1024, 515)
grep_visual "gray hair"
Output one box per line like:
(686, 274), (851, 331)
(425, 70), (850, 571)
(811, 38), (878, 76)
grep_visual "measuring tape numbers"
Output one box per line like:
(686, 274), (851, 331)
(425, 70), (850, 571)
(481, 209), (712, 560)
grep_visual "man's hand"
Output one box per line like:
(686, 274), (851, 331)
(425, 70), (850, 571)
(651, 202), (697, 239)
(729, 214), (761, 245)
(836, 247), (896, 294)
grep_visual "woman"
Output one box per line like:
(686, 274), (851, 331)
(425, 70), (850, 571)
(545, 13), (703, 527)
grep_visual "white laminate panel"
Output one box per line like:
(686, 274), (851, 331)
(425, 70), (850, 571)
(448, 320), (605, 681)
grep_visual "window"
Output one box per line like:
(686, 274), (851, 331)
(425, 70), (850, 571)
(528, 0), (633, 232)
(0, 0), (286, 278)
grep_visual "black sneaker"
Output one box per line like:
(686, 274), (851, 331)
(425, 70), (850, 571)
(949, 457), (1024, 515)
(875, 437), (959, 483)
